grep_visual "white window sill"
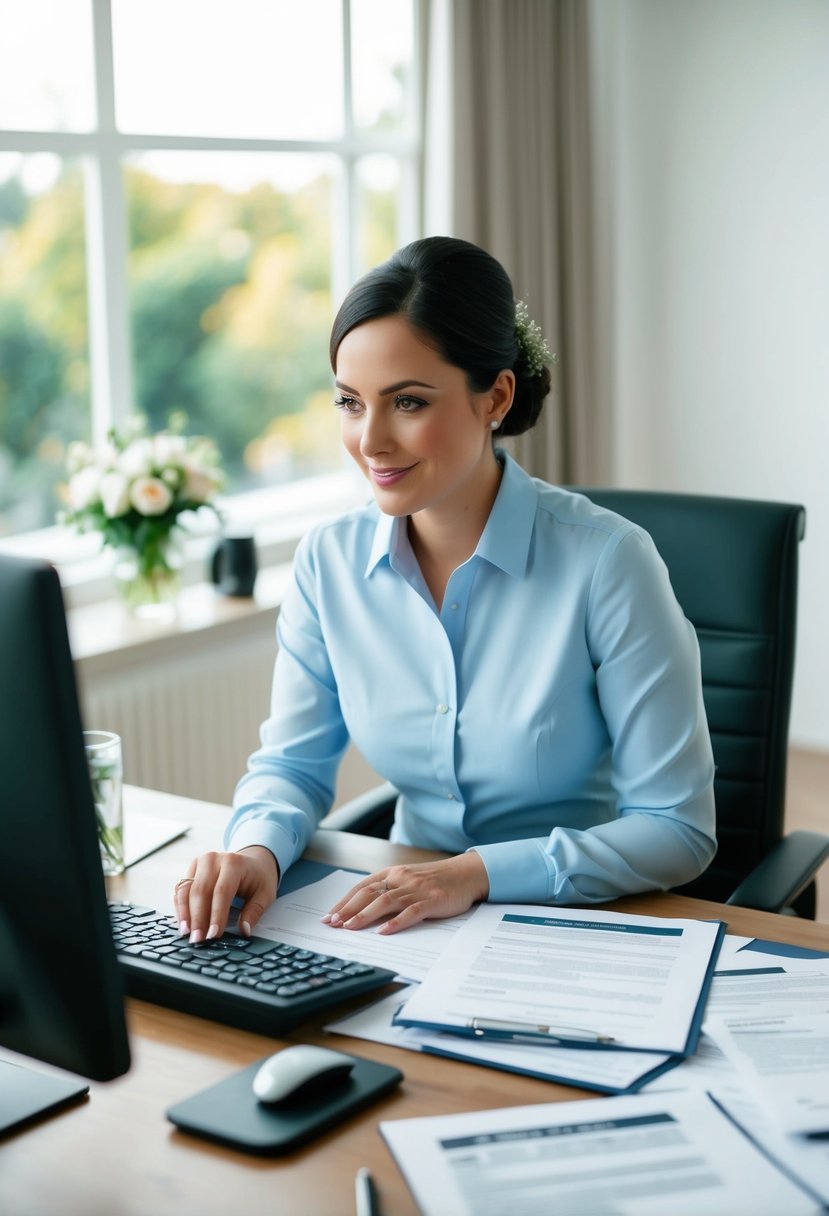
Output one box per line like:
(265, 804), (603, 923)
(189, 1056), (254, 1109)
(68, 563), (294, 675)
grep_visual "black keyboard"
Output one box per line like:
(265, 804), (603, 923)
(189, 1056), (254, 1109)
(108, 901), (396, 1037)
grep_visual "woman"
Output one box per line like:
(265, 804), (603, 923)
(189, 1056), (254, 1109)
(175, 236), (716, 944)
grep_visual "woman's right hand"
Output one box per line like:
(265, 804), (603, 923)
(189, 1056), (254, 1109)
(172, 845), (279, 944)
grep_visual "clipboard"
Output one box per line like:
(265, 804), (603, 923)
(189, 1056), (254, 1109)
(417, 1038), (684, 1093)
(395, 908), (726, 1057)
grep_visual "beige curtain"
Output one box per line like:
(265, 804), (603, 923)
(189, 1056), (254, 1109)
(448, 0), (606, 484)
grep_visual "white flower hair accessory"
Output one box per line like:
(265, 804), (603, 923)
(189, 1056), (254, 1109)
(514, 299), (556, 377)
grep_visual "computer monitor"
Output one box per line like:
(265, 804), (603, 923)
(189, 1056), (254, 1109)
(0, 554), (131, 1133)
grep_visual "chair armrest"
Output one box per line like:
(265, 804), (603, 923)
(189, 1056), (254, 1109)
(726, 830), (829, 914)
(319, 782), (398, 838)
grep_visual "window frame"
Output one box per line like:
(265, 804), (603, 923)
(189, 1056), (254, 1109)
(0, 0), (423, 594)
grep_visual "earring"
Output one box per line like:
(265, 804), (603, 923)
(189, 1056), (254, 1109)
(490, 419), (500, 431)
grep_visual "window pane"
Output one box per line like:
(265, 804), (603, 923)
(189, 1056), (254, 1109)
(125, 152), (341, 493)
(0, 154), (90, 536)
(113, 0), (344, 140)
(356, 155), (401, 274)
(351, 0), (414, 134)
(0, 0), (95, 131)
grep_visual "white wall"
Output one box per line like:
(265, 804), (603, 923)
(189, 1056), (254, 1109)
(594, 0), (829, 749)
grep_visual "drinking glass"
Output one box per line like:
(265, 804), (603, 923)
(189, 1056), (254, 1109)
(83, 730), (124, 875)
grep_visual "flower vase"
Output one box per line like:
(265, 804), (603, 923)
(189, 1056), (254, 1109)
(112, 539), (182, 620)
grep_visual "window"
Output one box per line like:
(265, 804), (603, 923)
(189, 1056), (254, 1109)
(0, 0), (420, 550)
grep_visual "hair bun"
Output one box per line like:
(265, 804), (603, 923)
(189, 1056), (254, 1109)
(501, 363), (552, 436)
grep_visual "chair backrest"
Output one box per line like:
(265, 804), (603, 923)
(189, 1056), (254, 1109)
(573, 489), (805, 903)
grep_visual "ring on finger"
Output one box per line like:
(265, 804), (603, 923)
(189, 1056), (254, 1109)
(175, 877), (195, 892)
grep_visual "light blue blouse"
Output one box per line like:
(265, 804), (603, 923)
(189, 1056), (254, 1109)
(226, 453), (716, 905)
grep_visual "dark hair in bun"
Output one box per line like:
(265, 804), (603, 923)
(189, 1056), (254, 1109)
(329, 236), (552, 437)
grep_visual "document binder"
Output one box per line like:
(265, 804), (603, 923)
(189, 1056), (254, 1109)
(395, 903), (726, 1057)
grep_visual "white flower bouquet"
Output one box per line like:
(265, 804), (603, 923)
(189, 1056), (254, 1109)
(59, 413), (224, 612)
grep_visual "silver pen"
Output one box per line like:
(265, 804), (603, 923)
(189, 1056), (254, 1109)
(469, 1016), (617, 1044)
(355, 1166), (379, 1216)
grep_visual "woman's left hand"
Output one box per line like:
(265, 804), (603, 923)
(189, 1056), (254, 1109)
(321, 852), (490, 935)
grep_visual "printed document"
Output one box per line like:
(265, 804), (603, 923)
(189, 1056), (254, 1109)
(703, 964), (829, 1017)
(397, 902), (723, 1053)
(380, 1091), (819, 1216)
(643, 963), (829, 1205)
(255, 869), (469, 982)
(706, 1011), (829, 1136)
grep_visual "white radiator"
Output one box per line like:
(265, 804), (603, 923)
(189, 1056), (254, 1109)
(78, 631), (276, 806)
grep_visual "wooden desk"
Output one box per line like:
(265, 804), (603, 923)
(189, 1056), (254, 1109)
(2, 787), (828, 1216)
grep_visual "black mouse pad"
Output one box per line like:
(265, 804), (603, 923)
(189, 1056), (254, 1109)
(166, 1051), (403, 1155)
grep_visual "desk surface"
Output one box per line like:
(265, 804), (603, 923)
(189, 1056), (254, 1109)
(3, 786), (828, 1216)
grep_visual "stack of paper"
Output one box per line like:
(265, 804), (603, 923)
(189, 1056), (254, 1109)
(377, 952), (829, 1214)
(258, 863), (829, 1206)
(642, 949), (829, 1208)
(326, 898), (726, 1096)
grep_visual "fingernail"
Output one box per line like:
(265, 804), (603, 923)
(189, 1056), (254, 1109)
(179, 920), (190, 937)
(189, 928), (204, 944)
(329, 914), (342, 927)
(206, 923), (219, 941)
(320, 914), (332, 924)
(240, 920), (252, 938)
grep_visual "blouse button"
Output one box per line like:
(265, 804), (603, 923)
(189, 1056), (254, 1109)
(436, 703), (449, 715)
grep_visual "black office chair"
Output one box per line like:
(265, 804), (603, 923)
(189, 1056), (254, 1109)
(322, 491), (829, 917)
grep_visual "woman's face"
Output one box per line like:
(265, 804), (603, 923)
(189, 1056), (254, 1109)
(333, 315), (512, 522)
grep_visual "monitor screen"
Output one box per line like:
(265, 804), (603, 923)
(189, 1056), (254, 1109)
(0, 555), (130, 1130)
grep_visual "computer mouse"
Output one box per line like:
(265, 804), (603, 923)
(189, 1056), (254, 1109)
(252, 1045), (355, 1105)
